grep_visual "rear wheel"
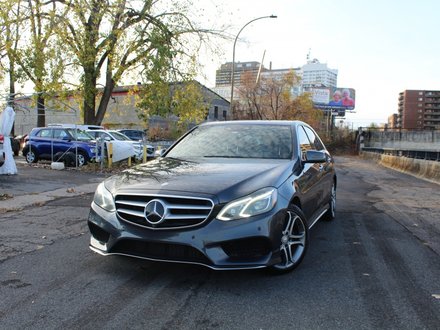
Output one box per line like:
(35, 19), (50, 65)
(64, 152), (77, 167)
(23, 147), (38, 163)
(270, 205), (308, 274)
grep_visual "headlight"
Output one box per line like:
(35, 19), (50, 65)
(217, 187), (277, 221)
(93, 182), (116, 212)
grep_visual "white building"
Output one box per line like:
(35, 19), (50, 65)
(300, 58), (338, 89)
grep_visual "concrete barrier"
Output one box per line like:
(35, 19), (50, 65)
(361, 151), (440, 184)
(364, 130), (440, 151)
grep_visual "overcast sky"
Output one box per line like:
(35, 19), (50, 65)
(196, 0), (440, 127)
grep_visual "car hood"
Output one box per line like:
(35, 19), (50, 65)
(104, 157), (296, 203)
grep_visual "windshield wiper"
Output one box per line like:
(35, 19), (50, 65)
(203, 155), (246, 158)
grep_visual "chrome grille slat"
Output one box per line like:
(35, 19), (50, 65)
(166, 214), (207, 220)
(166, 204), (212, 210)
(115, 194), (214, 230)
(117, 208), (145, 217)
(116, 200), (147, 208)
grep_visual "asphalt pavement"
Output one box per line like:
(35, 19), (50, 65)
(0, 157), (107, 213)
(0, 156), (439, 329)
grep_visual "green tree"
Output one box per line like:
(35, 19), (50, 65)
(54, 0), (218, 125)
(135, 80), (207, 128)
(0, 0), (24, 107)
(0, 0), (67, 127)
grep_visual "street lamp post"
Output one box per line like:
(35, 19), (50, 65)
(230, 15), (277, 114)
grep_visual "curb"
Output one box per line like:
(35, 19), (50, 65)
(0, 182), (99, 214)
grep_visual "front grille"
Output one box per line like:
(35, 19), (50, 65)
(115, 194), (214, 229)
(110, 239), (211, 264)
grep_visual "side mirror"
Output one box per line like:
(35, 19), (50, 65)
(303, 150), (327, 163)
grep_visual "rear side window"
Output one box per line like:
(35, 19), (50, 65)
(37, 129), (52, 138)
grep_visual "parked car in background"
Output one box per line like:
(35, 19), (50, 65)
(88, 120), (336, 273)
(48, 123), (104, 131)
(15, 134), (28, 151)
(0, 134), (4, 166)
(22, 127), (98, 166)
(117, 129), (147, 142)
(87, 129), (155, 160)
(11, 137), (20, 156)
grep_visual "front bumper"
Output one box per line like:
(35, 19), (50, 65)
(88, 201), (288, 270)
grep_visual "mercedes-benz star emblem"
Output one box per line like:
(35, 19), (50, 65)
(144, 199), (167, 225)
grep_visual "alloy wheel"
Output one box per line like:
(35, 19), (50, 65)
(272, 209), (307, 271)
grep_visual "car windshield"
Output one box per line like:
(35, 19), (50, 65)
(167, 124), (293, 159)
(66, 129), (94, 141)
(111, 131), (131, 141)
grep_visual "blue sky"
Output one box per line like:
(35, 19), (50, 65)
(197, 0), (440, 127)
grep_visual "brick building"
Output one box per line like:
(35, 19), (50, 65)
(11, 82), (229, 135)
(398, 90), (440, 130)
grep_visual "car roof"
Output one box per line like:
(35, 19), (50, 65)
(118, 129), (144, 131)
(199, 120), (305, 128)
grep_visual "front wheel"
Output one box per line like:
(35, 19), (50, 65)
(76, 151), (88, 167)
(270, 205), (308, 274)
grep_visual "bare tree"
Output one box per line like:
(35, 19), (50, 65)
(237, 69), (322, 126)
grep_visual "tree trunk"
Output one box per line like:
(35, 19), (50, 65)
(95, 79), (115, 125)
(8, 61), (16, 135)
(36, 94), (45, 127)
(83, 65), (97, 125)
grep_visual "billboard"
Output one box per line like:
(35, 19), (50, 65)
(311, 87), (356, 112)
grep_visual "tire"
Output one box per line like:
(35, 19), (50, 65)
(11, 138), (20, 156)
(76, 151), (88, 167)
(23, 147), (39, 163)
(64, 152), (77, 167)
(269, 205), (309, 274)
(53, 152), (65, 163)
(322, 181), (336, 221)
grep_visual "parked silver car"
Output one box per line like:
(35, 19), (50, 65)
(86, 130), (155, 160)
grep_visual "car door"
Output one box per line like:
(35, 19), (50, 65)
(35, 128), (54, 158)
(303, 126), (334, 209)
(53, 128), (73, 155)
(294, 126), (322, 224)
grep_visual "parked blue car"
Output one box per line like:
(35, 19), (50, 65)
(22, 127), (98, 166)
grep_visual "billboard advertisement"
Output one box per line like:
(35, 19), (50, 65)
(311, 87), (355, 112)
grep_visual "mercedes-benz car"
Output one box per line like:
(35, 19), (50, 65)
(88, 121), (336, 273)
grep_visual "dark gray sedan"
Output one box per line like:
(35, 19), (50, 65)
(88, 121), (336, 273)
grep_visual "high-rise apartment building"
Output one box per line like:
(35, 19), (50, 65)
(213, 59), (338, 101)
(398, 90), (440, 130)
(300, 59), (338, 89)
(214, 61), (265, 100)
(215, 61), (264, 87)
